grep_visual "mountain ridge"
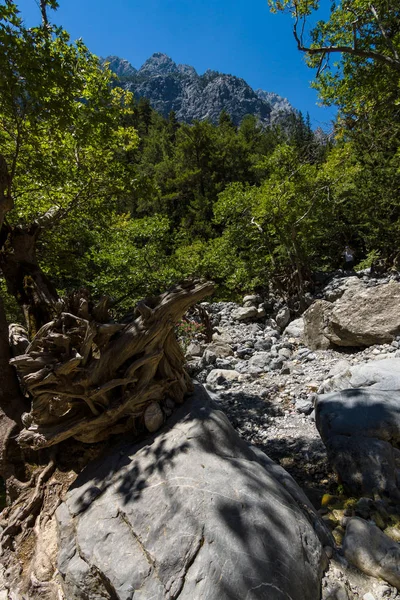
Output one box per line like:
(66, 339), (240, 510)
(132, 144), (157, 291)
(102, 52), (296, 126)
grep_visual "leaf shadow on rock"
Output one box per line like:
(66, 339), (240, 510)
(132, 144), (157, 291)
(60, 385), (328, 599)
(213, 389), (333, 505)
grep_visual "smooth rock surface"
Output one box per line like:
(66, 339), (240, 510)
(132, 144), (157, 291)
(57, 385), (329, 600)
(322, 358), (400, 394)
(343, 518), (400, 589)
(316, 389), (400, 496)
(231, 306), (258, 321)
(206, 341), (233, 358)
(283, 318), (304, 340)
(275, 306), (291, 329)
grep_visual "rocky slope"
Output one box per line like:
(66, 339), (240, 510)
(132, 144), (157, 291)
(184, 270), (400, 600)
(102, 52), (295, 126)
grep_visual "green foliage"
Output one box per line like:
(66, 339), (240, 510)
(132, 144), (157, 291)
(3, 0), (400, 318)
(87, 214), (179, 312)
(0, 279), (23, 323)
(0, 9), (138, 223)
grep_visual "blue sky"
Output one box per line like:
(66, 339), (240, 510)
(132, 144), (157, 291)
(16, 0), (336, 129)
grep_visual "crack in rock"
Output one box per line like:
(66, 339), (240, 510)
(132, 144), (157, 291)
(170, 527), (205, 600)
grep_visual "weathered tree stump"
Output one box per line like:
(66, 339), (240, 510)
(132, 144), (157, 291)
(11, 280), (214, 450)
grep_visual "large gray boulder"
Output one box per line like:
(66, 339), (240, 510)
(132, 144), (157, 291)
(321, 358), (400, 394)
(316, 388), (400, 497)
(57, 385), (330, 600)
(325, 281), (400, 347)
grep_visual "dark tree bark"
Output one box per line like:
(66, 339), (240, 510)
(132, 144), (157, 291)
(0, 296), (30, 500)
(39, 0), (49, 27)
(0, 223), (59, 338)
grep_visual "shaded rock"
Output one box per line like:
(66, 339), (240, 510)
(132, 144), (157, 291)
(248, 352), (270, 373)
(185, 359), (203, 377)
(316, 389), (400, 497)
(57, 385), (329, 600)
(295, 398), (314, 416)
(324, 434), (399, 498)
(317, 389), (400, 444)
(343, 518), (400, 589)
(303, 300), (333, 350)
(325, 282), (400, 347)
(254, 339), (272, 351)
(271, 357), (284, 371)
(236, 347), (253, 359)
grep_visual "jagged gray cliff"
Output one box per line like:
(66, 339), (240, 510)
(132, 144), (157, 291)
(102, 52), (295, 126)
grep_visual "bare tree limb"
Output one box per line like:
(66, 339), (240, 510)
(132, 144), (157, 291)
(292, 9), (400, 71)
(369, 4), (399, 61)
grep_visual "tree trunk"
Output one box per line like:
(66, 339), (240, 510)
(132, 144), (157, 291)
(0, 295), (30, 500)
(0, 224), (59, 338)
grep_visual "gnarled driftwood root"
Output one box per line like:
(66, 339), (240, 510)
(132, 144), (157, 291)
(11, 280), (214, 450)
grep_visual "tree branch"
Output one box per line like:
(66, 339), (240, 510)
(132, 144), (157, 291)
(369, 4), (399, 61)
(293, 10), (400, 71)
(39, 0), (49, 27)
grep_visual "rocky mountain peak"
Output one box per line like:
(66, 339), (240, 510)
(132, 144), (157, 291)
(177, 63), (197, 77)
(138, 52), (179, 76)
(102, 55), (137, 78)
(105, 53), (297, 127)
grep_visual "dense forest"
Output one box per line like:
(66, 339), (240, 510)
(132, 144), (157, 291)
(1, 0), (400, 329)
